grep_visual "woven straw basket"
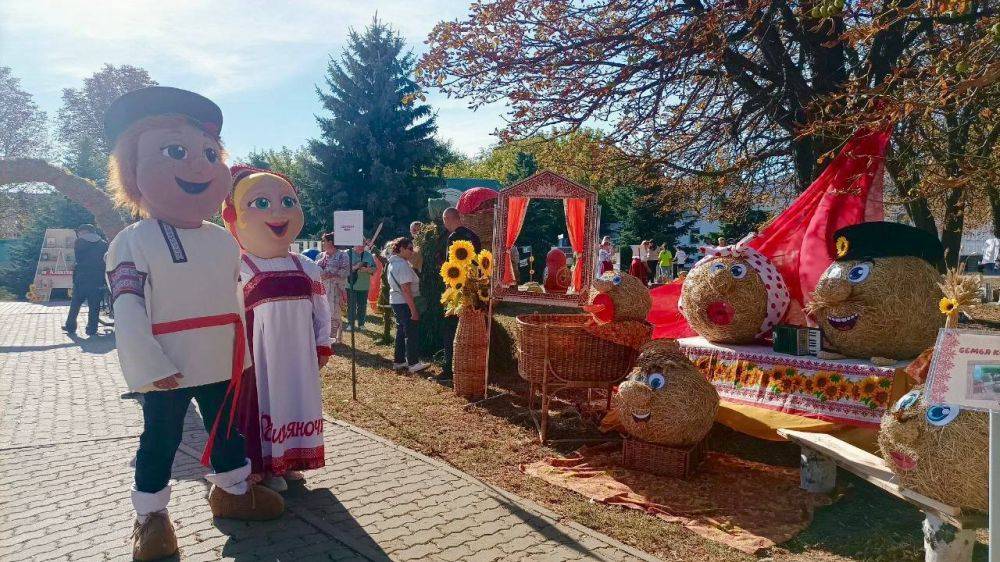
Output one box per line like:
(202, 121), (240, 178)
(453, 308), (487, 400)
(462, 209), (494, 251)
(515, 314), (640, 384)
(623, 437), (706, 478)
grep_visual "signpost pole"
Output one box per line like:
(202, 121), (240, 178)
(349, 248), (357, 401)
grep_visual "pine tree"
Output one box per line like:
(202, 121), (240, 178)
(308, 18), (441, 239)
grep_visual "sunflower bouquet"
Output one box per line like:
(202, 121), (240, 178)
(440, 240), (493, 316)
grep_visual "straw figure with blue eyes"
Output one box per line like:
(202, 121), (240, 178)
(613, 339), (719, 447)
(807, 222), (944, 364)
(679, 236), (790, 344)
(878, 387), (988, 511)
(221, 165), (334, 493)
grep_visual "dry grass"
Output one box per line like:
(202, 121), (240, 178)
(320, 309), (986, 562)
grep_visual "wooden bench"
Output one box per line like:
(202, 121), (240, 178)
(778, 429), (987, 562)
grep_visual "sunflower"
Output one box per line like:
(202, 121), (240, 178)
(820, 384), (839, 401)
(858, 377), (881, 399)
(440, 287), (460, 304)
(449, 241), (476, 265)
(939, 296), (958, 315)
(835, 236), (850, 258)
(440, 261), (468, 287)
(813, 373), (831, 391)
(836, 380), (852, 400)
(871, 388), (891, 407)
(477, 250), (494, 276)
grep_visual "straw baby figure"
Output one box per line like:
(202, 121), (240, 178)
(582, 271), (654, 349)
(222, 166), (333, 493)
(103, 87), (284, 561)
(612, 340), (719, 447)
(878, 387), (988, 511)
(808, 222), (944, 364)
(679, 236), (789, 344)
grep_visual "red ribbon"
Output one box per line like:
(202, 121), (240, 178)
(152, 312), (246, 467)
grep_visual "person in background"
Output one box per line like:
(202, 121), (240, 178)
(441, 207), (482, 380)
(656, 244), (673, 283)
(63, 224), (108, 336)
(386, 237), (429, 373)
(345, 242), (376, 332)
(641, 240), (657, 285)
(317, 233), (350, 343)
(598, 236), (615, 275)
(628, 243), (649, 284)
(718, 237), (728, 247)
(409, 221), (424, 273)
(981, 230), (1000, 275)
(673, 246), (688, 278)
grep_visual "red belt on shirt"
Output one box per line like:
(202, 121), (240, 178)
(152, 312), (245, 467)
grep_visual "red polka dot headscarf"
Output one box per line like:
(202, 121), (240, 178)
(691, 234), (790, 339)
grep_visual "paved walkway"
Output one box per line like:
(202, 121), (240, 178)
(0, 301), (657, 562)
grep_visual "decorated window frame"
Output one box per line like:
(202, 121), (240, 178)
(491, 170), (599, 307)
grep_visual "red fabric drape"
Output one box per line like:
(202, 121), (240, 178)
(503, 197), (530, 285)
(564, 198), (586, 292)
(748, 127), (889, 320)
(649, 126), (890, 338)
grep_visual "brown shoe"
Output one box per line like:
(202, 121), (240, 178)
(132, 512), (178, 561)
(208, 484), (284, 521)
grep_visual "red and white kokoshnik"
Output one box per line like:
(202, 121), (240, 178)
(689, 234), (790, 339)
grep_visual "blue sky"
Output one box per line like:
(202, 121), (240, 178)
(0, 0), (507, 159)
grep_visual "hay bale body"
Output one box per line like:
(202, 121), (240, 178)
(811, 257), (943, 360)
(680, 256), (769, 344)
(615, 340), (719, 446)
(878, 386), (988, 511)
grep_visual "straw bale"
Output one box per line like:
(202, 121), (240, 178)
(680, 256), (768, 344)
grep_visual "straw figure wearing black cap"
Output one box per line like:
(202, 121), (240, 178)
(102, 87), (284, 560)
(807, 221), (945, 363)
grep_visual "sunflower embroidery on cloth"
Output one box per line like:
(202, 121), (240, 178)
(687, 234), (790, 339)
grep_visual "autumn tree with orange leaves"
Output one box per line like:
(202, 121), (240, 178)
(418, 0), (998, 264)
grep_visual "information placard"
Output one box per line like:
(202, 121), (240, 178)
(333, 210), (364, 247)
(925, 328), (1000, 412)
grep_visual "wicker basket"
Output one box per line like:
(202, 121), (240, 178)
(461, 209), (494, 251)
(622, 437), (706, 478)
(453, 308), (487, 400)
(515, 314), (641, 385)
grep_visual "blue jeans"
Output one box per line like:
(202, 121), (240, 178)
(135, 381), (246, 493)
(391, 303), (419, 366)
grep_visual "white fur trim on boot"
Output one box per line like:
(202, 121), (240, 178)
(132, 486), (171, 524)
(205, 459), (251, 495)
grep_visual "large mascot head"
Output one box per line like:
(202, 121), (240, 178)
(105, 86), (232, 227)
(221, 166), (304, 258)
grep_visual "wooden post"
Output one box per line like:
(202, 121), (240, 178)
(923, 513), (975, 562)
(799, 447), (837, 493)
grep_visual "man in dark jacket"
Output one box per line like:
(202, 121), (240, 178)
(441, 207), (482, 381)
(63, 224), (108, 336)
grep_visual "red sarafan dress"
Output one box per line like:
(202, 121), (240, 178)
(236, 253), (333, 476)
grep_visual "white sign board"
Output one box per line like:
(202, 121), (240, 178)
(333, 210), (364, 247)
(926, 328), (1000, 412)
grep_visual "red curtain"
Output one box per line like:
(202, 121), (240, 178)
(503, 197), (530, 285)
(564, 198), (586, 292)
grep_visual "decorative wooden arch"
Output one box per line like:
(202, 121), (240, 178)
(490, 170), (599, 308)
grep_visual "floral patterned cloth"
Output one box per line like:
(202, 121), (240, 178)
(679, 336), (912, 434)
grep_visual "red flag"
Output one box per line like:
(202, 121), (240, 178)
(748, 127), (889, 322)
